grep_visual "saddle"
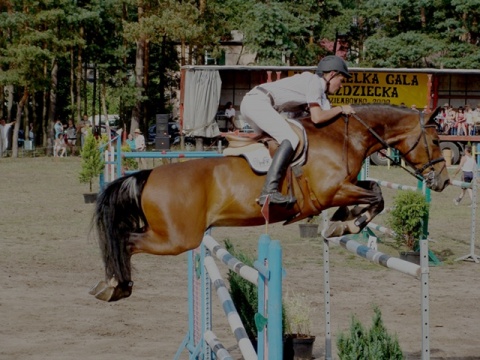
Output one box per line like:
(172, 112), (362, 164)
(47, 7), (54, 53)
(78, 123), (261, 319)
(223, 118), (322, 224)
(223, 118), (308, 173)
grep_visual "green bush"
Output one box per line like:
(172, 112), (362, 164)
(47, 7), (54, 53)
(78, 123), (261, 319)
(121, 145), (138, 170)
(224, 239), (258, 340)
(337, 307), (403, 359)
(386, 190), (429, 250)
(79, 130), (104, 192)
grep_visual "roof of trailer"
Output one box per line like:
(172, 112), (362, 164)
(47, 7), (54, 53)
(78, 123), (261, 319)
(181, 65), (480, 75)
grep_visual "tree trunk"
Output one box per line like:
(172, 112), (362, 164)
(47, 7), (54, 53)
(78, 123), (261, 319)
(0, 86), (4, 119)
(11, 90), (29, 158)
(131, 37), (145, 134)
(6, 84), (14, 122)
(46, 58), (58, 154)
(70, 48), (75, 119)
(76, 27), (84, 123)
(130, 0), (145, 134)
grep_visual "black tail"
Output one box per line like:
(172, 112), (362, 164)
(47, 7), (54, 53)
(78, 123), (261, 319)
(94, 170), (152, 284)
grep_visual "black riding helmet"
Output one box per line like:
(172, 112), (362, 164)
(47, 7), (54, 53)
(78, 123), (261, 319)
(316, 55), (351, 79)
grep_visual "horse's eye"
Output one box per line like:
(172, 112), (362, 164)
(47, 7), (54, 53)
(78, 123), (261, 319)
(432, 139), (439, 146)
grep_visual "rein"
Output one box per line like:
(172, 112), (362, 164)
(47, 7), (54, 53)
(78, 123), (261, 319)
(350, 111), (444, 182)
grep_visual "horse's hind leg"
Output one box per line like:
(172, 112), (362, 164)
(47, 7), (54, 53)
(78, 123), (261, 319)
(324, 181), (384, 238)
(127, 228), (204, 256)
(90, 227), (205, 302)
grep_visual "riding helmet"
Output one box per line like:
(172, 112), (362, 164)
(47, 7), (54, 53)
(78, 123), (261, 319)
(316, 55), (351, 78)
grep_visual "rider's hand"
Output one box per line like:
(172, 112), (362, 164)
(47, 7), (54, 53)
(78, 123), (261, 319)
(340, 105), (355, 115)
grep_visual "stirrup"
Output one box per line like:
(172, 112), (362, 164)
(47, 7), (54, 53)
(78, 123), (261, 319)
(257, 191), (296, 206)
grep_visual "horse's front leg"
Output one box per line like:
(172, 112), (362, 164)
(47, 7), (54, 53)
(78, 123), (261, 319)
(324, 181), (384, 238)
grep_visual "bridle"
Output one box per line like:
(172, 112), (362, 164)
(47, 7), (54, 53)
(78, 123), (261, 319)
(350, 111), (445, 183)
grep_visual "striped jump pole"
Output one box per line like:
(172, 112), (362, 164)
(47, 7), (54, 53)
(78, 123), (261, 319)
(322, 230), (430, 359)
(176, 233), (283, 360)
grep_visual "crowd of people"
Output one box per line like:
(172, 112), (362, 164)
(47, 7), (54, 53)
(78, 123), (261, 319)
(435, 103), (480, 136)
(53, 115), (92, 157)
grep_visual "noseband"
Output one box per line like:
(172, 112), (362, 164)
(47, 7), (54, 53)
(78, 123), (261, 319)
(351, 112), (445, 183)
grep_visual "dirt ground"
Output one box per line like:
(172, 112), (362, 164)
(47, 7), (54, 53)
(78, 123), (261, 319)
(1, 156), (479, 360)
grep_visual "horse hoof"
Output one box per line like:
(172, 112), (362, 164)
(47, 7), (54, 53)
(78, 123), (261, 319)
(89, 280), (107, 296)
(323, 222), (346, 238)
(95, 285), (116, 302)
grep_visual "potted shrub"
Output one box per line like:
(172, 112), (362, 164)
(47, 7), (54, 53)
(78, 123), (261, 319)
(337, 306), (403, 359)
(386, 190), (429, 264)
(284, 291), (316, 360)
(298, 216), (319, 238)
(79, 129), (104, 203)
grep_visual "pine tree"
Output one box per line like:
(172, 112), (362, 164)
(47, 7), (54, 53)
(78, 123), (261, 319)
(79, 129), (104, 193)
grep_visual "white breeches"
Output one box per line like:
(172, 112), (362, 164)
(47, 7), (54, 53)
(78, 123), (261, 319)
(240, 91), (299, 149)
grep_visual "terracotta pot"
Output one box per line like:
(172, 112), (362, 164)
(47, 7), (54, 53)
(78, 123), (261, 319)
(284, 334), (316, 360)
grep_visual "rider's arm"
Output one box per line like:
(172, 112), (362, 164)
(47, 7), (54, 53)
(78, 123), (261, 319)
(309, 104), (355, 124)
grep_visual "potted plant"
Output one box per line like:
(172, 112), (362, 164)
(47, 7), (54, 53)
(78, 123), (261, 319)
(79, 129), (105, 203)
(386, 190), (429, 264)
(298, 216), (320, 238)
(284, 291), (316, 360)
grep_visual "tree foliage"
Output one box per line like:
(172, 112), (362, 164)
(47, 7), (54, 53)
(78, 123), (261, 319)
(2, 0), (480, 157)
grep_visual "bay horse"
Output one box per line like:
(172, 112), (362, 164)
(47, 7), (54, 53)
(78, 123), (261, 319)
(90, 104), (449, 302)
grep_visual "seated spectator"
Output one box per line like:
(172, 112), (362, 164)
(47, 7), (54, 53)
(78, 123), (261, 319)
(224, 101), (237, 131)
(65, 119), (77, 156)
(455, 107), (467, 136)
(443, 105), (456, 134)
(465, 104), (475, 135)
(54, 133), (67, 157)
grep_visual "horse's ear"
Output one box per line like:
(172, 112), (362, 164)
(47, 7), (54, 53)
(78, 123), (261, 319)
(427, 106), (441, 124)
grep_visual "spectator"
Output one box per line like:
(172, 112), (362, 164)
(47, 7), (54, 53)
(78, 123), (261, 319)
(453, 146), (477, 206)
(443, 105), (456, 135)
(224, 101), (237, 131)
(54, 133), (67, 157)
(126, 133), (136, 151)
(465, 104), (475, 135)
(54, 119), (64, 139)
(65, 119), (77, 156)
(455, 107), (467, 136)
(77, 114), (87, 148)
(435, 104), (448, 133)
(473, 103), (480, 135)
(134, 128), (146, 169)
(0, 119), (16, 155)
(28, 123), (35, 141)
(81, 120), (91, 146)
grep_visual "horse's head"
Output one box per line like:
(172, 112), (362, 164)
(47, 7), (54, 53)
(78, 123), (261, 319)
(348, 105), (449, 192)
(389, 107), (450, 191)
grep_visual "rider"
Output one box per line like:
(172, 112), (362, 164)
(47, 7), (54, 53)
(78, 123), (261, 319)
(240, 55), (355, 206)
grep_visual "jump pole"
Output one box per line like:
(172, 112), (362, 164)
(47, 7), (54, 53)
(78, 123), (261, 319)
(175, 233), (283, 360)
(322, 213), (430, 359)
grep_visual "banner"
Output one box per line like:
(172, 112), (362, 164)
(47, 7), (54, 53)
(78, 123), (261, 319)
(329, 72), (429, 108)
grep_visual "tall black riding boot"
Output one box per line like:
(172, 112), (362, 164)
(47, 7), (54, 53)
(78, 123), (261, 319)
(257, 140), (297, 206)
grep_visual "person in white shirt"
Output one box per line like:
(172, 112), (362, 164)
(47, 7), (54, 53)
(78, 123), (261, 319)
(134, 128), (146, 169)
(224, 101), (237, 131)
(240, 55), (355, 206)
(453, 146), (477, 205)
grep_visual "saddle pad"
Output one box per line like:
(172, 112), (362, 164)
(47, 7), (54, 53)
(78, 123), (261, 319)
(223, 143), (272, 173)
